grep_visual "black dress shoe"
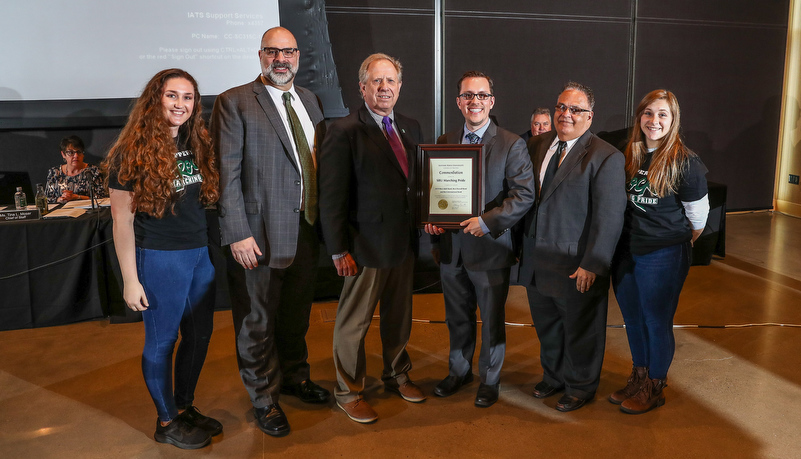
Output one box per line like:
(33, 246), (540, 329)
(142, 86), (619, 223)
(280, 379), (330, 404)
(532, 381), (563, 399)
(555, 394), (589, 412)
(254, 404), (290, 437)
(433, 373), (474, 397)
(474, 383), (499, 408)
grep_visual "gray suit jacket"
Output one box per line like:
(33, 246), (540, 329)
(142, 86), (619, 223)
(435, 122), (535, 271)
(518, 129), (626, 297)
(211, 76), (324, 269)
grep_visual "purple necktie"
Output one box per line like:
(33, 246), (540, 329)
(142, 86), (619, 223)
(382, 116), (409, 177)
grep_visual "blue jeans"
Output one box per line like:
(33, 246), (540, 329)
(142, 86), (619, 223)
(137, 246), (215, 422)
(612, 242), (691, 380)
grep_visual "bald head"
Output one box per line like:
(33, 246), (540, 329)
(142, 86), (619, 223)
(261, 26), (294, 44)
(259, 27), (299, 90)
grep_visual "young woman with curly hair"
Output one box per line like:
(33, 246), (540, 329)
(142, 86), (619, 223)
(105, 68), (221, 449)
(609, 89), (709, 414)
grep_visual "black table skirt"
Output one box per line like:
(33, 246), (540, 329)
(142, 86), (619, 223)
(0, 209), (441, 331)
(0, 209), (119, 330)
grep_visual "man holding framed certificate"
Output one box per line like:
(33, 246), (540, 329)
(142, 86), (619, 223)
(424, 71), (535, 408)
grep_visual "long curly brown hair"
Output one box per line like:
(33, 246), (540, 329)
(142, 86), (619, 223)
(104, 68), (219, 217)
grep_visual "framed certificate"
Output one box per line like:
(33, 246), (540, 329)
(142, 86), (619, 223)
(415, 144), (483, 229)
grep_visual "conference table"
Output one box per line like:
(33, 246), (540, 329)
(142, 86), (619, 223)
(0, 184), (726, 332)
(0, 208), (120, 331)
(0, 208), (389, 331)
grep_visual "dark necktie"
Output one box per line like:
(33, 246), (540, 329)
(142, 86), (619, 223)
(282, 92), (316, 225)
(540, 140), (566, 196)
(382, 116), (409, 177)
(527, 140), (567, 238)
(466, 132), (480, 144)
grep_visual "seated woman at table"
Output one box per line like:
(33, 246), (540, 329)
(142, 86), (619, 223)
(610, 89), (709, 414)
(45, 135), (107, 204)
(104, 69), (221, 449)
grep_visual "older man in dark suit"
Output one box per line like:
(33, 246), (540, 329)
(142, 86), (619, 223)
(211, 26), (329, 438)
(425, 71), (534, 408)
(318, 53), (424, 424)
(518, 81), (626, 412)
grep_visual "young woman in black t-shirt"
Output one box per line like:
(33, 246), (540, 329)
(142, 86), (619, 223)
(609, 89), (709, 414)
(104, 69), (221, 448)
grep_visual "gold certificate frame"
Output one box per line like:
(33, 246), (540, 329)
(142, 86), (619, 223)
(415, 144), (483, 229)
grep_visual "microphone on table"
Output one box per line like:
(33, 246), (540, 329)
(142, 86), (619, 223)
(82, 168), (97, 210)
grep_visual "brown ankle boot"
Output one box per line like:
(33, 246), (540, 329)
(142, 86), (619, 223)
(620, 377), (666, 414)
(608, 366), (647, 405)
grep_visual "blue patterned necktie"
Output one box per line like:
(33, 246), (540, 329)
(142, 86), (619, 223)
(466, 132), (480, 144)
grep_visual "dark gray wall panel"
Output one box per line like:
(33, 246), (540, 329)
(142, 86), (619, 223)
(634, 20), (787, 210)
(638, 0), (788, 24)
(326, 7), (436, 141)
(327, 0), (432, 8)
(451, 0), (632, 18)
(443, 13), (632, 138)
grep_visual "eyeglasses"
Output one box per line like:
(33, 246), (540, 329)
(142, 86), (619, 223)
(63, 150), (84, 156)
(555, 103), (591, 115)
(458, 93), (494, 101)
(261, 47), (299, 58)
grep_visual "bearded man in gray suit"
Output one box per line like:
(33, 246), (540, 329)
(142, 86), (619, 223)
(211, 26), (329, 438)
(425, 71), (535, 408)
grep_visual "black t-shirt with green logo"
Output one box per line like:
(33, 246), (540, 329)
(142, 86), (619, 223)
(109, 144), (207, 250)
(622, 151), (708, 255)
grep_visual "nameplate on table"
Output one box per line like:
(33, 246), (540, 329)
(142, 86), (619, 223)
(0, 207), (41, 222)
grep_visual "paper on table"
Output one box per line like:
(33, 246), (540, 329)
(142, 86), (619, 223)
(62, 198), (111, 209)
(42, 208), (87, 219)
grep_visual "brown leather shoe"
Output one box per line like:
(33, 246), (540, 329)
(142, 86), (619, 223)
(620, 377), (666, 414)
(385, 380), (426, 403)
(608, 366), (648, 405)
(336, 397), (378, 424)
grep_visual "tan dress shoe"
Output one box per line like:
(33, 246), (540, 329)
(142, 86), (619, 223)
(336, 397), (378, 423)
(385, 380), (426, 403)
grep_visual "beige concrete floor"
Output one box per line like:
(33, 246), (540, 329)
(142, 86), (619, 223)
(1, 211), (800, 458)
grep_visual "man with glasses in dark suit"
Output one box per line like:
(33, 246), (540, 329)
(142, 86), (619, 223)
(518, 81), (626, 413)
